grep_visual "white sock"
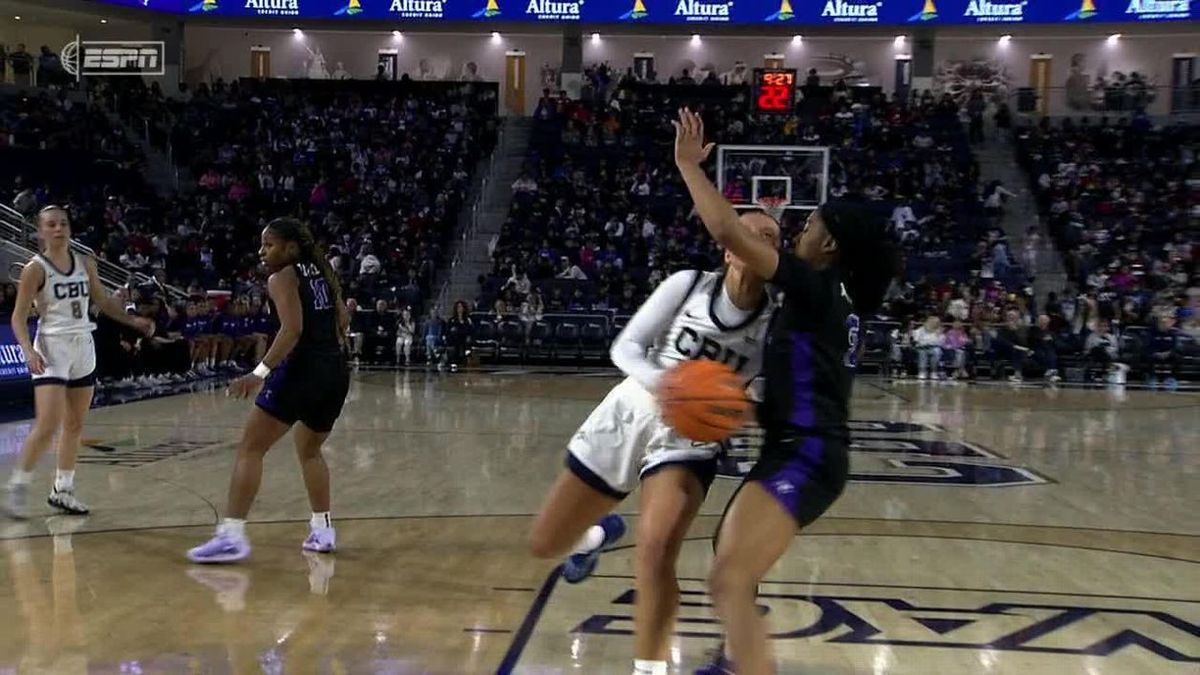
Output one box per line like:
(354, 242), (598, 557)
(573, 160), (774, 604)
(54, 470), (75, 492)
(633, 660), (668, 675)
(571, 525), (606, 555)
(9, 469), (32, 486)
(218, 518), (247, 540)
(310, 512), (332, 529)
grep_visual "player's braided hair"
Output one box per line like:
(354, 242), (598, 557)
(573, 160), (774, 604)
(818, 201), (903, 316)
(265, 217), (344, 309)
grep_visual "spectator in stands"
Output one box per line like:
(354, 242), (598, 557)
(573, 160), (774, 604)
(507, 266), (532, 300)
(36, 46), (64, 88)
(9, 44), (31, 86)
(1030, 314), (1062, 383)
(446, 301), (473, 371)
(1084, 320), (1120, 382)
(512, 172), (539, 195)
(966, 90), (986, 144)
(982, 181), (1018, 222)
(1146, 313), (1182, 389)
(556, 257), (588, 280)
(395, 307), (416, 366)
(913, 316), (944, 381)
(993, 102), (1012, 139)
(943, 319), (971, 380)
(363, 299), (396, 364)
(992, 308), (1031, 382)
(423, 309), (444, 366)
(345, 298), (364, 361)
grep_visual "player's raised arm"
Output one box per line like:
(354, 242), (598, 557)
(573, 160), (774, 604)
(673, 108), (780, 281)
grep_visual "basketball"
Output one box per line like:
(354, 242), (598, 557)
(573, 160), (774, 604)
(658, 360), (751, 443)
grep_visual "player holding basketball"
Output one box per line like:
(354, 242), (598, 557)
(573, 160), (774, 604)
(187, 217), (351, 564)
(4, 206), (155, 519)
(528, 205), (778, 675)
(673, 108), (901, 675)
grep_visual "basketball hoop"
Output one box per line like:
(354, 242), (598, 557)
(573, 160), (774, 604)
(755, 197), (789, 223)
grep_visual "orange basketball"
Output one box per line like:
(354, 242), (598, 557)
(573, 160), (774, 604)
(658, 360), (751, 443)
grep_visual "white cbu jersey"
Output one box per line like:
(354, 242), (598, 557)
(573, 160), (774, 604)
(566, 270), (776, 496)
(32, 252), (95, 336)
(647, 271), (774, 386)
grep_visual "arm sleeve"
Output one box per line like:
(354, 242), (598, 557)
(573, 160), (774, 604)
(609, 270), (697, 392)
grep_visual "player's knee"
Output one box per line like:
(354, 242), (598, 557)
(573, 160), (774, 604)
(294, 442), (323, 462)
(635, 530), (678, 579)
(707, 558), (755, 605)
(61, 415), (84, 436)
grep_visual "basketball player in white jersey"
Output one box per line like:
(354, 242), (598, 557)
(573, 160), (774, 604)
(528, 212), (779, 675)
(4, 206), (155, 519)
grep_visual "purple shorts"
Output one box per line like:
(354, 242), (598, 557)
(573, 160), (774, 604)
(745, 433), (849, 528)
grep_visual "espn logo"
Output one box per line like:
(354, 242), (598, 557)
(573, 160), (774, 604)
(61, 39), (166, 79)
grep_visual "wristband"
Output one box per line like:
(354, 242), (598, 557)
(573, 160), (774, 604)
(252, 363), (271, 379)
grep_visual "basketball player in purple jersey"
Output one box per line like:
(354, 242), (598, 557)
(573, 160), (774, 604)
(674, 109), (901, 675)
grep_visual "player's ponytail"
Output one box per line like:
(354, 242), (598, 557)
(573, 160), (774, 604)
(265, 217), (345, 309)
(819, 202), (903, 316)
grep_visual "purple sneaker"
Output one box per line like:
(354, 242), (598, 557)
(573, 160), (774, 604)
(187, 533), (250, 564)
(302, 526), (336, 553)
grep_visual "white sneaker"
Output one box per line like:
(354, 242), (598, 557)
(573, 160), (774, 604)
(302, 526), (336, 553)
(1008, 374), (1023, 384)
(4, 483), (29, 520)
(48, 489), (90, 515)
(1046, 369), (1062, 384)
(917, 371), (928, 381)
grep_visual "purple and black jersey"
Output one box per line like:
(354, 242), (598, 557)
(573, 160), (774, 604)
(746, 254), (856, 528)
(255, 262), (348, 432)
(760, 254), (856, 441)
(274, 262), (342, 359)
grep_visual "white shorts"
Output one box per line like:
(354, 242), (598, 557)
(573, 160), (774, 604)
(566, 377), (721, 497)
(32, 332), (96, 388)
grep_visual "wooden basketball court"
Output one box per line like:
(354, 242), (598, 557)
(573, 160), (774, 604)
(1, 372), (1196, 674)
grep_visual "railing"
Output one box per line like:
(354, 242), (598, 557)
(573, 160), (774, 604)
(434, 120), (508, 315)
(0, 202), (189, 301)
(1008, 84), (1200, 117)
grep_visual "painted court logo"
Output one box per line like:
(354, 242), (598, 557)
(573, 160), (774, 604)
(387, 0), (447, 16)
(473, 0), (501, 16)
(908, 0), (938, 20)
(1065, 0), (1097, 19)
(822, 0), (884, 22)
(525, 0), (583, 19)
(620, 0), (648, 18)
(765, 0), (796, 20)
(674, 0), (734, 22)
(963, 0), (1026, 21)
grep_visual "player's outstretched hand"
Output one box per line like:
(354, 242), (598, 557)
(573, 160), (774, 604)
(225, 375), (264, 400)
(672, 107), (715, 168)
